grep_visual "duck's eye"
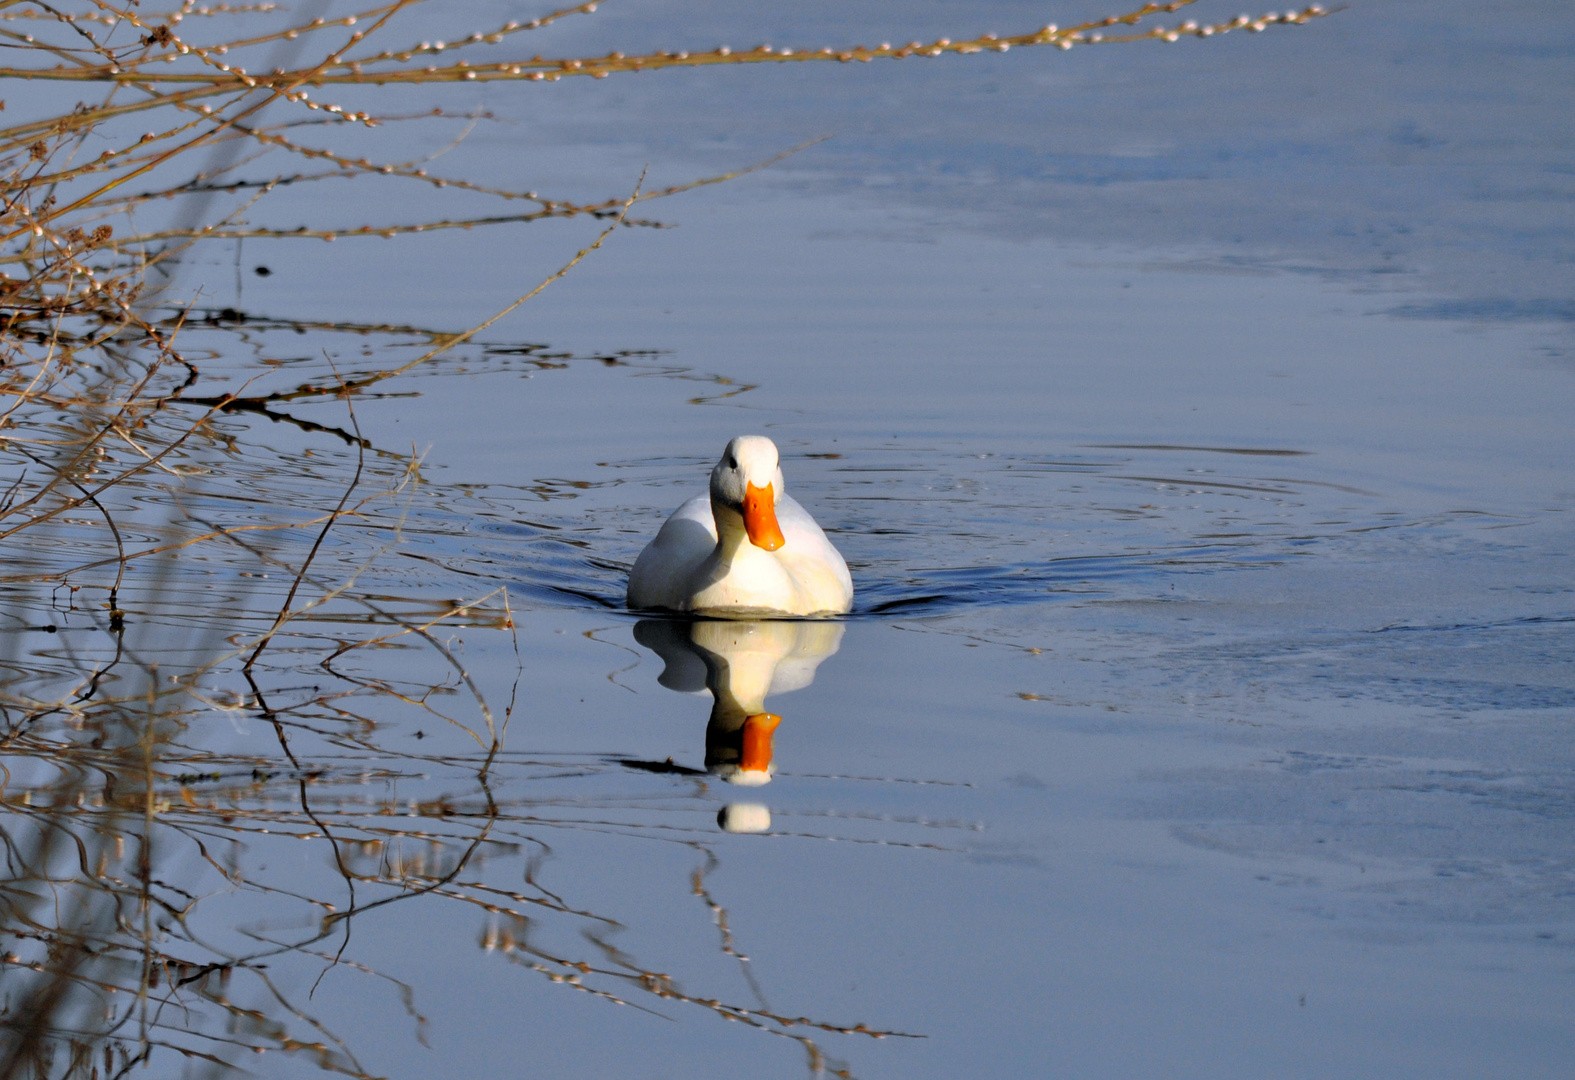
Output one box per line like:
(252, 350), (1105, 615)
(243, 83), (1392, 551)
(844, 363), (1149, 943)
(727, 456), (737, 470)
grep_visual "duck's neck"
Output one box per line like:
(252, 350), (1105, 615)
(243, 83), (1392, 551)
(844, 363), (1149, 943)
(709, 498), (752, 561)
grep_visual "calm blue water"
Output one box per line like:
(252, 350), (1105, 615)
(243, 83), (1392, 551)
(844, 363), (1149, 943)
(4, 1), (1572, 1076)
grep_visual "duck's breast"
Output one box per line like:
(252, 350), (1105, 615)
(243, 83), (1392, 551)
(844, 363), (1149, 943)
(686, 541), (801, 615)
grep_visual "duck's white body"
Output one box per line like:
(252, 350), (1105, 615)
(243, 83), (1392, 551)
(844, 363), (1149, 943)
(627, 437), (853, 617)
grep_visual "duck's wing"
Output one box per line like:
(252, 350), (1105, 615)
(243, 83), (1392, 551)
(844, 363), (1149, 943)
(627, 494), (716, 610)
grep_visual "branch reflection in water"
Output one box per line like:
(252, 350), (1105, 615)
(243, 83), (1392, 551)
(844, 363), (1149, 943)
(632, 618), (844, 833)
(0, 530), (909, 1079)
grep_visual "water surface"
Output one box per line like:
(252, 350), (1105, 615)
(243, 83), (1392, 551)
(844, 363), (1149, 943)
(2, 1), (1572, 1077)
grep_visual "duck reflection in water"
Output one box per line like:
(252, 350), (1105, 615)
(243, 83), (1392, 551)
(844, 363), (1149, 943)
(632, 618), (844, 831)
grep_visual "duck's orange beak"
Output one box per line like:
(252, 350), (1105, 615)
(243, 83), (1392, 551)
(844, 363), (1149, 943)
(743, 482), (785, 551)
(740, 713), (782, 773)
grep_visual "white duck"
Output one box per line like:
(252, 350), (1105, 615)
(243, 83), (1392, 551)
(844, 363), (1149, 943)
(627, 436), (853, 617)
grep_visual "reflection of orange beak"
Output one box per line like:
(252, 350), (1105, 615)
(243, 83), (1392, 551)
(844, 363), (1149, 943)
(743, 482), (785, 551)
(740, 713), (782, 773)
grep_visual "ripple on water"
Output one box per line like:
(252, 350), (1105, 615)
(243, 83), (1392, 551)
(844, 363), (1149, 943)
(422, 442), (1528, 619)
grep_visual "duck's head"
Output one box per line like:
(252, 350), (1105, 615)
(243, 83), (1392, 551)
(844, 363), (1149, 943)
(710, 435), (786, 551)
